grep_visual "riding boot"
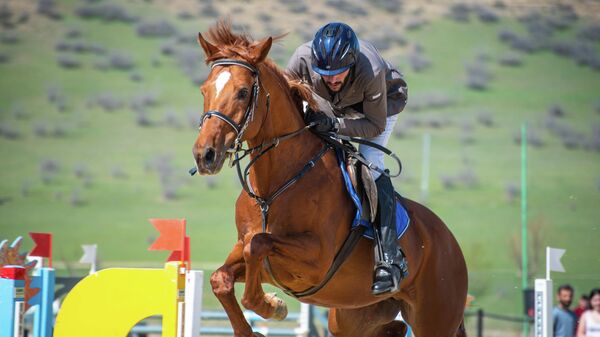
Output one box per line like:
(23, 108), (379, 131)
(371, 173), (409, 296)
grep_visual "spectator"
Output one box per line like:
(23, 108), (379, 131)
(554, 284), (577, 337)
(576, 295), (591, 332)
(577, 288), (600, 337)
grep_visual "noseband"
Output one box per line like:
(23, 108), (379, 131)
(199, 59), (264, 149)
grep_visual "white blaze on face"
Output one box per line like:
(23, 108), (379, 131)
(214, 70), (231, 98)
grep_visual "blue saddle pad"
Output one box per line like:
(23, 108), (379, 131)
(336, 149), (410, 240)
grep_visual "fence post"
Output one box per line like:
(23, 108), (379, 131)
(477, 309), (484, 337)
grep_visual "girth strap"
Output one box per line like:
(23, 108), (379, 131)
(267, 225), (366, 299)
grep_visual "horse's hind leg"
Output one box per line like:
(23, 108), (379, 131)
(210, 240), (255, 337)
(328, 299), (404, 337)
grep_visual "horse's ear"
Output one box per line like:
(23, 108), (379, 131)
(250, 37), (272, 63)
(197, 33), (219, 59)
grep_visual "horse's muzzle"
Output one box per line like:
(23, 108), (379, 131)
(193, 145), (226, 175)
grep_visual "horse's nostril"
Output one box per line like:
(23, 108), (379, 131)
(204, 147), (216, 165)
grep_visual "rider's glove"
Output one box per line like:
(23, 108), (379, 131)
(305, 109), (339, 134)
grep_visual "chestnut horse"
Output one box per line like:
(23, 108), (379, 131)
(193, 21), (468, 337)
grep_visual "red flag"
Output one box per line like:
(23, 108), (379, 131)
(148, 219), (186, 252)
(29, 232), (53, 267)
(167, 236), (190, 265)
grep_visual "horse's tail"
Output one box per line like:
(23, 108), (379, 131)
(456, 318), (467, 337)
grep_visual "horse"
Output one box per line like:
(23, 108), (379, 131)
(192, 20), (468, 337)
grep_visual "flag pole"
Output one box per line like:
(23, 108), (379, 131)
(521, 123), (529, 337)
(546, 247), (550, 280)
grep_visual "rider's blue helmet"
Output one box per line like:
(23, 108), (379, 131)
(311, 22), (360, 76)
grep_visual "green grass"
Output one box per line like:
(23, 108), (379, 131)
(1, 3), (599, 319)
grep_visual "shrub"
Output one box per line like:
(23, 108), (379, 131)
(130, 92), (159, 111)
(70, 188), (86, 207)
(147, 154), (181, 200)
(198, 4), (219, 17)
(176, 47), (201, 74)
(52, 123), (68, 137)
(405, 18), (426, 31)
(0, 52), (9, 63)
(205, 176), (218, 190)
(475, 5), (499, 23)
(393, 122), (408, 139)
(57, 54), (81, 69)
(12, 105), (29, 120)
(577, 24), (600, 43)
(163, 110), (182, 129)
(0, 123), (21, 140)
(498, 29), (518, 43)
(187, 110), (201, 129)
(40, 159), (60, 184)
(95, 92), (123, 112)
(160, 40), (176, 56)
(37, 0), (62, 20)
(135, 109), (153, 127)
(136, 20), (177, 38)
(110, 166), (129, 179)
(585, 124), (600, 152)
(448, 3), (470, 22)
(465, 61), (492, 90)
(33, 121), (49, 137)
(129, 72), (143, 82)
(21, 181), (31, 197)
(47, 86), (63, 104)
(457, 168), (479, 187)
(1, 30), (19, 44)
(110, 52), (134, 70)
(477, 110), (495, 127)
(73, 163), (89, 179)
(513, 127), (544, 147)
(325, 0), (367, 16)
(460, 121), (475, 145)
(88, 43), (106, 55)
(65, 28), (81, 39)
(498, 52), (523, 67)
(408, 46), (432, 72)
(177, 11), (195, 20)
(440, 175), (457, 190)
(75, 3), (136, 23)
(547, 104), (566, 118)
(505, 182), (520, 203)
(510, 36), (542, 54)
(371, 0), (402, 13)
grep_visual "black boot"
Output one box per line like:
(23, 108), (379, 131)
(371, 174), (408, 296)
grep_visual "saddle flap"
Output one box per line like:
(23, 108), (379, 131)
(360, 164), (378, 223)
(346, 158), (378, 223)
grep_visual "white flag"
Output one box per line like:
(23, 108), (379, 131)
(79, 244), (97, 264)
(548, 247), (566, 273)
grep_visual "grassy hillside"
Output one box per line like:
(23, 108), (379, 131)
(1, 0), (599, 323)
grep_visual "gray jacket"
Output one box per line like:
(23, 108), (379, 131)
(286, 39), (408, 138)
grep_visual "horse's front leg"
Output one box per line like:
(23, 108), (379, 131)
(241, 231), (321, 320)
(210, 240), (256, 337)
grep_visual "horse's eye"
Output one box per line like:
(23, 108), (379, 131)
(237, 88), (249, 100)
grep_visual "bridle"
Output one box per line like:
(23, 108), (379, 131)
(198, 59), (263, 152)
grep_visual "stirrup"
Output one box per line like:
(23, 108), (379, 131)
(371, 262), (402, 296)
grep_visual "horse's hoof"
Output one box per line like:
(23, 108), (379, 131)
(264, 292), (288, 321)
(253, 333), (266, 337)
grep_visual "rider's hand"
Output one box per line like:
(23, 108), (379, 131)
(305, 109), (339, 133)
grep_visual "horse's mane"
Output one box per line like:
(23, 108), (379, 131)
(204, 19), (317, 114)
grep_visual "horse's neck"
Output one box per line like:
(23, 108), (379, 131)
(245, 70), (322, 197)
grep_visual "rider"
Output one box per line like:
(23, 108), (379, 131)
(286, 22), (409, 296)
